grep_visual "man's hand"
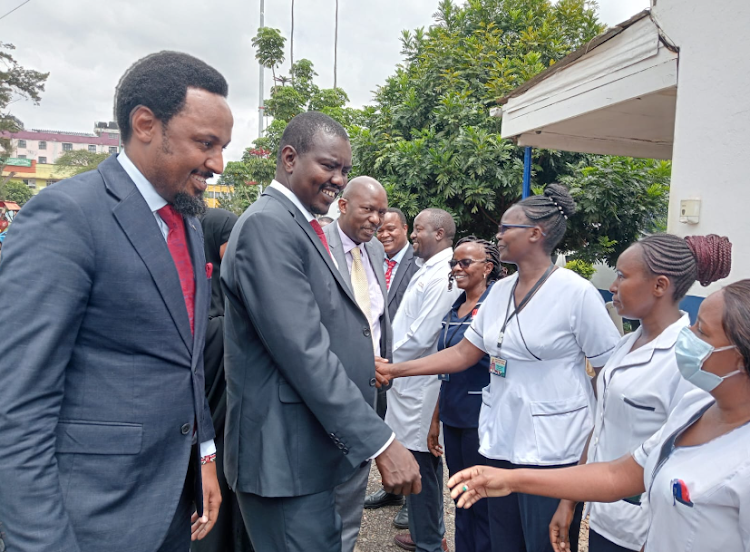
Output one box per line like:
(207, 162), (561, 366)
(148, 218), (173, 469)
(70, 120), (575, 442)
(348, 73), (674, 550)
(549, 499), (577, 552)
(191, 461), (222, 541)
(374, 356), (393, 388)
(427, 418), (443, 457)
(374, 439), (422, 496)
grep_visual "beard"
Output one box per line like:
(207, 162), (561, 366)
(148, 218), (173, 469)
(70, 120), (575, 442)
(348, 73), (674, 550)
(171, 191), (207, 218)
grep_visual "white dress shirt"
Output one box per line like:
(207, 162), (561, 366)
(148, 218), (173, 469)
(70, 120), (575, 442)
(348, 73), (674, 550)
(117, 153), (216, 458)
(633, 390), (750, 552)
(587, 313), (695, 550)
(337, 225), (384, 348)
(386, 247), (461, 452)
(464, 268), (621, 465)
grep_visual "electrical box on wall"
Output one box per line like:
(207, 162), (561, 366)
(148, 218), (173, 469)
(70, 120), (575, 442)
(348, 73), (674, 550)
(679, 199), (701, 224)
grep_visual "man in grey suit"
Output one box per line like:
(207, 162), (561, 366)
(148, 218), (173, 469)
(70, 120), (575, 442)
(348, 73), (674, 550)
(323, 176), (390, 552)
(221, 112), (421, 552)
(364, 207), (422, 524)
(0, 52), (230, 552)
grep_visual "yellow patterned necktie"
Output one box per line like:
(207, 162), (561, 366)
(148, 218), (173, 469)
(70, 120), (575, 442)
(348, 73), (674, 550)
(350, 246), (372, 323)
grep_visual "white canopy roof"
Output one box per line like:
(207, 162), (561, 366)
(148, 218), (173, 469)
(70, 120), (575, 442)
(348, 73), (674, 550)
(498, 11), (678, 160)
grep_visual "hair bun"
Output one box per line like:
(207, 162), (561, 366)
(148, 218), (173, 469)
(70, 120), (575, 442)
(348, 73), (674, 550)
(543, 183), (577, 218)
(684, 235), (732, 286)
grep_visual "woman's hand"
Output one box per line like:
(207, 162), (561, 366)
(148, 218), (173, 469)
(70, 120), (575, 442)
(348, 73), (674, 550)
(549, 499), (577, 552)
(448, 466), (514, 508)
(375, 357), (393, 387)
(427, 417), (443, 457)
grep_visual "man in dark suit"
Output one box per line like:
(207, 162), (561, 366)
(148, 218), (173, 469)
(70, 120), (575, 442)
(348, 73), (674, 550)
(323, 176), (390, 552)
(0, 52), (230, 552)
(221, 112), (421, 552)
(365, 207), (421, 523)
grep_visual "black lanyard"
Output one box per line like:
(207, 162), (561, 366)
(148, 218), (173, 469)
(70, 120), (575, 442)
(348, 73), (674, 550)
(496, 264), (556, 349)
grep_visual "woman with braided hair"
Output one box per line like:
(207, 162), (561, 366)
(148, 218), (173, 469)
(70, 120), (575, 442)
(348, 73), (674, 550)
(422, 236), (503, 552)
(549, 232), (732, 552)
(450, 278), (750, 552)
(376, 184), (622, 552)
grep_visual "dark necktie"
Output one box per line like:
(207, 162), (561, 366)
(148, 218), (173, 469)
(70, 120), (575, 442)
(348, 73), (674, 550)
(158, 205), (196, 335)
(385, 259), (397, 290)
(309, 219), (331, 255)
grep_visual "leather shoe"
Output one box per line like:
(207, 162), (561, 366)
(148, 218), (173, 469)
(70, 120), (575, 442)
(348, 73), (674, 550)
(393, 533), (448, 551)
(392, 502), (409, 529)
(363, 487), (404, 509)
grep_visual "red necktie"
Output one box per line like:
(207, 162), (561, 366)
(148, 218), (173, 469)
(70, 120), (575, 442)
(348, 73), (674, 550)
(309, 219), (331, 255)
(158, 205), (196, 335)
(385, 259), (397, 289)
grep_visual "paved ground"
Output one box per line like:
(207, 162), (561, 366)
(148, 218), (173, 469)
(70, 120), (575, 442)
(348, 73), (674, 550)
(355, 462), (589, 552)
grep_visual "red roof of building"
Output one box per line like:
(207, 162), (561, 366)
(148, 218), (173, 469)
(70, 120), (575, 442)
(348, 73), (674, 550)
(2, 129), (119, 146)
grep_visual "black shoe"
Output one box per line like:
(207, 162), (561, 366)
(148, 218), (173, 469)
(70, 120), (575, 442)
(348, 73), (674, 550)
(364, 487), (405, 509)
(392, 502), (409, 529)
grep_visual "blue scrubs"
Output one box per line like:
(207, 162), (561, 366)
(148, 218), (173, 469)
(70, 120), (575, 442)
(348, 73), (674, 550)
(437, 284), (493, 552)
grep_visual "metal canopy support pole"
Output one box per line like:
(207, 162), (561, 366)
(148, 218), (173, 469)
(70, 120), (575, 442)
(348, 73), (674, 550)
(522, 146), (532, 199)
(258, 0), (265, 139)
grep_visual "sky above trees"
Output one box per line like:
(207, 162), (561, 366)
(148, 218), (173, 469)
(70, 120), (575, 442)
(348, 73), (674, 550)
(4, 0), (647, 164)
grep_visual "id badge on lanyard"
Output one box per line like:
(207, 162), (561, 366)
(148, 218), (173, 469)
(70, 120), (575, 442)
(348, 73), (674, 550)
(489, 356), (506, 377)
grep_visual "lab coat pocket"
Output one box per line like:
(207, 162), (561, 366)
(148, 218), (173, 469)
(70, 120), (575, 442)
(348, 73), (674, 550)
(530, 395), (589, 462)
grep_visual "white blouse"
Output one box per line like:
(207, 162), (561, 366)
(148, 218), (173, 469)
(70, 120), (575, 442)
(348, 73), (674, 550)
(464, 268), (620, 465)
(587, 313), (694, 550)
(634, 390), (750, 552)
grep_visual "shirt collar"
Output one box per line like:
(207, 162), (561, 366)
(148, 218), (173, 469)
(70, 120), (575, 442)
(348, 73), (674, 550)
(337, 223), (361, 255)
(269, 180), (315, 222)
(421, 246), (453, 268)
(117, 151), (167, 213)
(387, 243), (409, 265)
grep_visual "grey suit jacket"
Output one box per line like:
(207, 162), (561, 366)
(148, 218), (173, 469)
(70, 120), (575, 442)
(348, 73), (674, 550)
(0, 156), (214, 552)
(323, 220), (392, 362)
(387, 244), (420, 321)
(221, 188), (393, 497)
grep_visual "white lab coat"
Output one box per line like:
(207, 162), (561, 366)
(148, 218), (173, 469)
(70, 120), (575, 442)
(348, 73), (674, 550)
(634, 390), (750, 552)
(464, 268), (621, 465)
(386, 247), (461, 452)
(587, 313), (696, 550)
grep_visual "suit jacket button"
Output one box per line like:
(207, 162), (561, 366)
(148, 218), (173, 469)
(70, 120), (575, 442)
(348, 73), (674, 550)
(343, 447), (349, 455)
(180, 423), (191, 435)
(369, 378), (377, 387)
(363, 327), (371, 337)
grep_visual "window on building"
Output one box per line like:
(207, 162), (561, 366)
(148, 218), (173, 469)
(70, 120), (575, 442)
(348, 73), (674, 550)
(18, 139), (26, 148)
(39, 156), (47, 164)
(27, 179), (36, 189)
(88, 145), (96, 153)
(18, 155), (26, 159)
(109, 146), (118, 154)
(62, 143), (73, 152)
(39, 140), (46, 150)
(109, 133), (118, 139)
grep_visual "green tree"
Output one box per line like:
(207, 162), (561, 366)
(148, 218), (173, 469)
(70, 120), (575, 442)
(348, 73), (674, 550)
(214, 149), (275, 215)
(0, 42), (49, 167)
(53, 150), (109, 177)
(252, 27), (286, 84)
(0, 180), (33, 206)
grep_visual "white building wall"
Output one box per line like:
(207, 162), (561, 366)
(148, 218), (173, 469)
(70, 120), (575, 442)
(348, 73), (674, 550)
(14, 138), (115, 163)
(654, 0), (750, 297)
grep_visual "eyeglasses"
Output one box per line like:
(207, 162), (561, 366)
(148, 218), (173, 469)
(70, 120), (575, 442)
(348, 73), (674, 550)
(497, 224), (546, 236)
(449, 258), (487, 269)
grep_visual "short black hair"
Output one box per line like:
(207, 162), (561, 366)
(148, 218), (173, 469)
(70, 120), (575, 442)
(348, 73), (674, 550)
(386, 207), (407, 226)
(115, 51), (229, 143)
(421, 208), (456, 243)
(277, 111), (348, 164)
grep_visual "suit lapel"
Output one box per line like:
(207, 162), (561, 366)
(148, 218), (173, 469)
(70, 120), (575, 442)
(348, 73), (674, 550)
(364, 240), (388, 299)
(103, 157), (194, 353)
(325, 222), (352, 291)
(388, 245), (414, 305)
(185, 215), (208, 363)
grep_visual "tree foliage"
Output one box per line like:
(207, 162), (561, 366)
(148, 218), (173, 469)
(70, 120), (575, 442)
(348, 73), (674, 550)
(0, 43), (49, 162)
(252, 27), (286, 83)
(54, 150), (109, 177)
(215, 149), (275, 215)
(0, 180), (33, 206)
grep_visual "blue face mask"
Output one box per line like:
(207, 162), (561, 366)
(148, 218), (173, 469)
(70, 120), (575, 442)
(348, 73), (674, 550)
(675, 326), (741, 392)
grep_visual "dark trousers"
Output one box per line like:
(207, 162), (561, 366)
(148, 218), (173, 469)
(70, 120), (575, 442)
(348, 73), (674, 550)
(192, 432), (254, 552)
(237, 488), (342, 552)
(588, 529), (634, 552)
(407, 450), (445, 552)
(443, 425), (490, 552)
(485, 459), (583, 552)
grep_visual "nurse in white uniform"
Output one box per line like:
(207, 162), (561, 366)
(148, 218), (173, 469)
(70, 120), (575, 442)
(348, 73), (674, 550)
(550, 233), (732, 552)
(449, 279), (750, 552)
(377, 185), (621, 552)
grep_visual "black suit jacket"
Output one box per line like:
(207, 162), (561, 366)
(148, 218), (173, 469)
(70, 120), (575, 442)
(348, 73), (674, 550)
(221, 187), (393, 497)
(387, 244), (420, 320)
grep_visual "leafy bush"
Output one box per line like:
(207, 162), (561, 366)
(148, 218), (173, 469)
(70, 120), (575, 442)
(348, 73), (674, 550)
(565, 259), (596, 280)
